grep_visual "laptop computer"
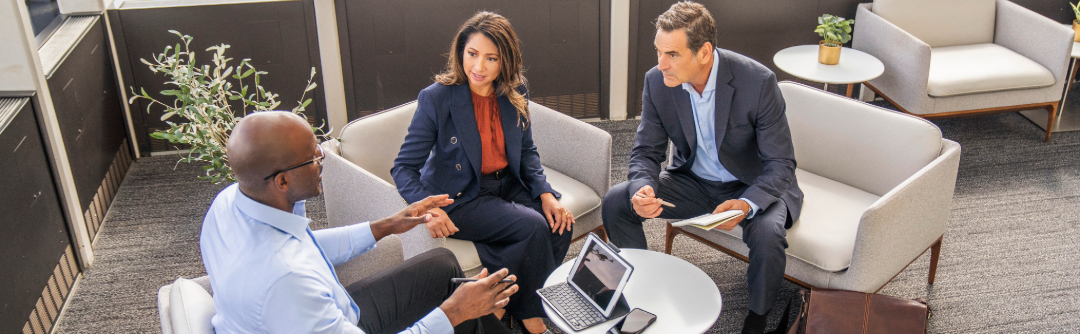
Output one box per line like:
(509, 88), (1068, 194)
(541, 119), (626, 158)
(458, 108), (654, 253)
(537, 233), (634, 331)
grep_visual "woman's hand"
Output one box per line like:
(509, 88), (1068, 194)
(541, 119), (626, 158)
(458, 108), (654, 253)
(425, 207), (459, 238)
(540, 193), (574, 235)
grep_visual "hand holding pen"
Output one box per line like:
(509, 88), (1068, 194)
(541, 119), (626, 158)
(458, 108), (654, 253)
(629, 185), (673, 219)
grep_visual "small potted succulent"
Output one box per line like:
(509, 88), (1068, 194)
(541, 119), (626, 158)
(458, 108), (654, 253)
(1072, 2), (1080, 42)
(815, 14), (854, 65)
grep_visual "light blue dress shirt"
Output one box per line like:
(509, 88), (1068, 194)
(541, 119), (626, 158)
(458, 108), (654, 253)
(681, 49), (760, 218)
(200, 184), (453, 334)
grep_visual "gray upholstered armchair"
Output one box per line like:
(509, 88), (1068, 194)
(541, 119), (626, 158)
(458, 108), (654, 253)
(853, 0), (1072, 142)
(320, 101), (611, 276)
(666, 82), (961, 293)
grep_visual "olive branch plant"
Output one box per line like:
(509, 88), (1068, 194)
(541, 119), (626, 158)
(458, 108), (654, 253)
(129, 31), (324, 184)
(1071, 2), (1080, 22)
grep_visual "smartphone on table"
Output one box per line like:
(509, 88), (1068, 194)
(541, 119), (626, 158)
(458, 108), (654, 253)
(607, 308), (656, 334)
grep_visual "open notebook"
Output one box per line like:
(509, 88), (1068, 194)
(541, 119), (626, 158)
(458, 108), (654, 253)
(671, 210), (745, 230)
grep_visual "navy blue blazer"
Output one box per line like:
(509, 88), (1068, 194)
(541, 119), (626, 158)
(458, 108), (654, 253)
(629, 48), (803, 227)
(392, 82), (559, 212)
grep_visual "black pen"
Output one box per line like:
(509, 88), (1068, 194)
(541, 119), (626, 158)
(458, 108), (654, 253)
(451, 278), (515, 284)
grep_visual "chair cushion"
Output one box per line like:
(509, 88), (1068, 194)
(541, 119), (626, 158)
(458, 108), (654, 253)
(338, 101), (418, 185)
(873, 0), (996, 48)
(444, 167), (601, 274)
(169, 277), (216, 334)
(544, 167), (603, 217)
(717, 169), (880, 272)
(927, 43), (1055, 97)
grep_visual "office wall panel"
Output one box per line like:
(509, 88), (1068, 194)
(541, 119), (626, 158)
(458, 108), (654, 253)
(0, 98), (75, 334)
(108, 0), (325, 154)
(43, 16), (128, 212)
(337, 0), (607, 120)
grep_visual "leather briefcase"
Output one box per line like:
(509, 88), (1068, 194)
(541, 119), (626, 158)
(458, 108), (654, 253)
(772, 288), (932, 334)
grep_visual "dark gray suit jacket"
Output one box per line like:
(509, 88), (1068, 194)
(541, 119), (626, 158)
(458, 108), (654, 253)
(628, 48), (803, 227)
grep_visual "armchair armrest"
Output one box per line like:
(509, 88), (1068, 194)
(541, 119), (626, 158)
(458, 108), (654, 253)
(528, 102), (613, 196)
(994, 0), (1073, 88)
(841, 139), (961, 292)
(321, 141), (447, 263)
(853, 3), (932, 114)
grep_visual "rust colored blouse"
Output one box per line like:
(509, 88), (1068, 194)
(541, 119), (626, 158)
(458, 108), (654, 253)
(471, 90), (509, 175)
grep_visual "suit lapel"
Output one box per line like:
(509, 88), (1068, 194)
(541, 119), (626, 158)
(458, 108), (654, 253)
(500, 95), (521, 176)
(712, 49), (735, 151)
(450, 85), (483, 179)
(672, 87), (696, 151)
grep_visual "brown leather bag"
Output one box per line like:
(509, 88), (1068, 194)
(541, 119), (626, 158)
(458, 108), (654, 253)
(773, 288), (932, 334)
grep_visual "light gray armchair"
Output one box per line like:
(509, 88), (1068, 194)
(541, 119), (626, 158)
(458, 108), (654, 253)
(665, 82), (961, 293)
(853, 0), (1072, 142)
(321, 101), (611, 276)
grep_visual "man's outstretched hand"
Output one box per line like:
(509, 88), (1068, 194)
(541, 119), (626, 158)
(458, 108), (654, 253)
(440, 268), (519, 327)
(371, 195), (454, 241)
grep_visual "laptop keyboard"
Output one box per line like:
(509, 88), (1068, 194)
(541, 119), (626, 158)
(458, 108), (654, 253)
(538, 283), (606, 330)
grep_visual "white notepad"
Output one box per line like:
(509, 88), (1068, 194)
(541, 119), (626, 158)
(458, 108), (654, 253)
(671, 210), (745, 230)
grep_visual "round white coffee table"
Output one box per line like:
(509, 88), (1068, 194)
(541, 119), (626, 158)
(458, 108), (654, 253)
(541, 249), (722, 334)
(773, 45), (884, 97)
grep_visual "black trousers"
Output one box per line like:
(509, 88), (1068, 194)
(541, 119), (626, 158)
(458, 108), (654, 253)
(347, 248), (508, 334)
(446, 173), (574, 319)
(601, 171), (789, 315)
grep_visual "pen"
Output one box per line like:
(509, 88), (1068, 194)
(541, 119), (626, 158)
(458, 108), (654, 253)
(451, 278), (515, 284)
(631, 193), (676, 207)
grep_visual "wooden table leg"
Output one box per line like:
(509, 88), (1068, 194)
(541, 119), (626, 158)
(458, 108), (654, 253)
(846, 83), (854, 97)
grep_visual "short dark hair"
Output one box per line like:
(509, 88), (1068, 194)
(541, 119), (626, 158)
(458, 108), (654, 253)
(655, 1), (717, 52)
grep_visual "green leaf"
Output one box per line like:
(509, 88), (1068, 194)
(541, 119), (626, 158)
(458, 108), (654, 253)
(305, 82), (318, 92)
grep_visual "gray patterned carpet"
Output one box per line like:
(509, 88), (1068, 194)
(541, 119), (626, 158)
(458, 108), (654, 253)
(56, 107), (1080, 333)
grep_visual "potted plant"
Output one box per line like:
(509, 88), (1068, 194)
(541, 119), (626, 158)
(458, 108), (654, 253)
(1071, 2), (1080, 42)
(129, 31), (322, 184)
(815, 14), (854, 65)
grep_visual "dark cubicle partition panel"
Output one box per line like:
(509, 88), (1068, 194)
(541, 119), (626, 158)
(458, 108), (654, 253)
(108, 0), (325, 155)
(0, 98), (80, 334)
(336, 0), (609, 120)
(42, 16), (132, 239)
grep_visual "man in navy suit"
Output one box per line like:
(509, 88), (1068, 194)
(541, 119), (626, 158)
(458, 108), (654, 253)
(601, 2), (802, 333)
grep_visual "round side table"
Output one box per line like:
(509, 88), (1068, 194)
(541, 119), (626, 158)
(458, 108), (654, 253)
(773, 45), (884, 98)
(541, 249), (722, 334)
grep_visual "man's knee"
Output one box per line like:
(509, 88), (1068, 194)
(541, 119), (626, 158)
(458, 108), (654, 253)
(416, 247), (463, 278)
(603, 182), (633, 217)
(745, 217), (787, 249)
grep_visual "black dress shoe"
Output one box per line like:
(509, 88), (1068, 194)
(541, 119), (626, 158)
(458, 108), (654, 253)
(742, 310), (768, 334)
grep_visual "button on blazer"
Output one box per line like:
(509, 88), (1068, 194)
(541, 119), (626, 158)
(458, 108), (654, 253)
(392, 82), (559, 212)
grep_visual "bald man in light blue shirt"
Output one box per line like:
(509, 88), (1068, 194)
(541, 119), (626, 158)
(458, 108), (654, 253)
(201, 111), (517, 334)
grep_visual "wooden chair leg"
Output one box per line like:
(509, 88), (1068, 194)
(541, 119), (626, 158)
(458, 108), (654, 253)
(928, 238), (942, 284)
(664, 223), (677, 254)
(1045, 103), (1058, 143)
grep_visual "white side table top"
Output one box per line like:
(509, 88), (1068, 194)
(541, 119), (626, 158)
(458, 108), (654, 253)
(542, 249), (722, 334)
(1072, 41), (1080, 59)
(773, 45), (884, 85)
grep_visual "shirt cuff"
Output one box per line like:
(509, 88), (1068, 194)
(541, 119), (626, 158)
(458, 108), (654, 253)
(739, 198), (760, 219)
(347, 222), (377, 255)
(413, 307), (454, 334)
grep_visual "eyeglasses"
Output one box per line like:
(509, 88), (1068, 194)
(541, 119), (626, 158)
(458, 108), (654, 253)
(263, 146), (324, 181)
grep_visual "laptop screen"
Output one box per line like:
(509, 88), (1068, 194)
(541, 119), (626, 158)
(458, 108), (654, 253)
(569, 236), (630, 315)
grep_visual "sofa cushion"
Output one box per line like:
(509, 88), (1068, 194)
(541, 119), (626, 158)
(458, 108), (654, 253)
(338, 101), (418, 185)
(873, 0), (996, 48)
(169, 277), (216, 334)
(928, 43), (1055, 97)
(717, 169), (879, 272)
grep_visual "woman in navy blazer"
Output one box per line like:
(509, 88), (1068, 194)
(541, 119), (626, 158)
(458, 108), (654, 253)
(391, 12), (573, 334)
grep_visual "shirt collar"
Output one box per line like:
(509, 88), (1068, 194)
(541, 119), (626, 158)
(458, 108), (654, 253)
(231, 185), (311, 239)
(682, 49), (721, 96)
